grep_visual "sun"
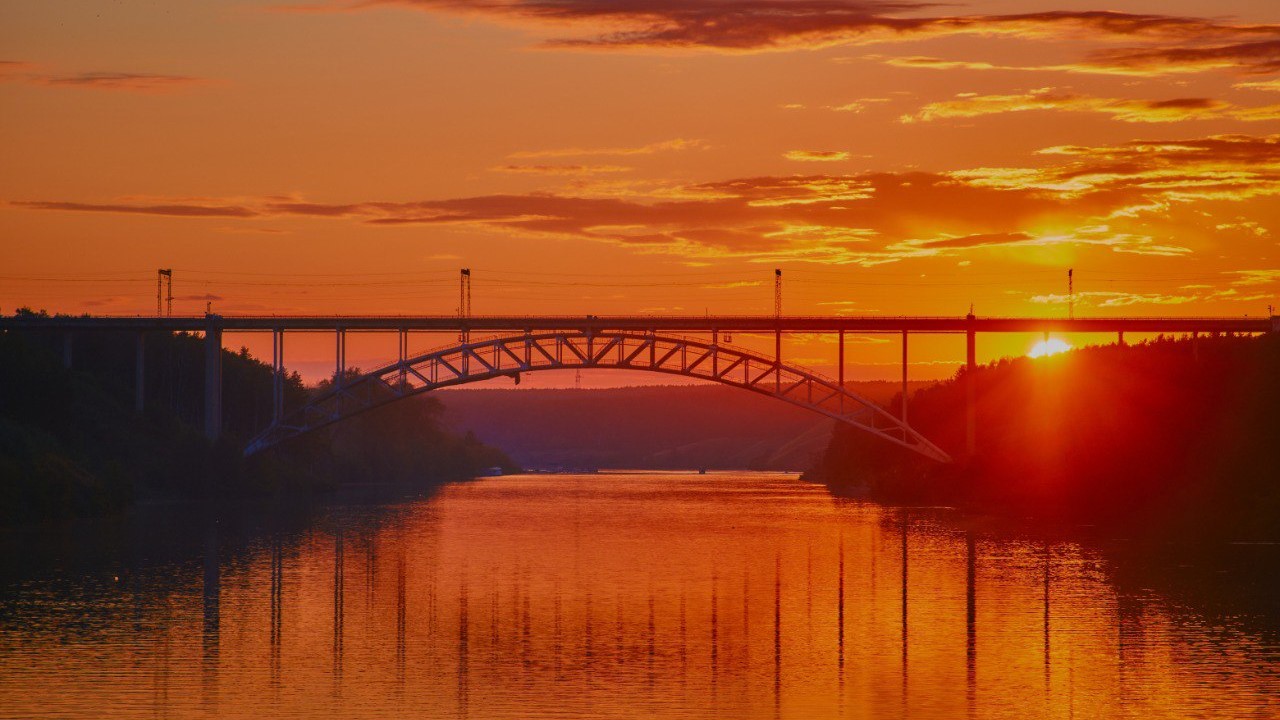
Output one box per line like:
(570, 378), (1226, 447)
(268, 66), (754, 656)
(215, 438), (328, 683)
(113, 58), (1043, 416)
(1029, 338), (1071, 358)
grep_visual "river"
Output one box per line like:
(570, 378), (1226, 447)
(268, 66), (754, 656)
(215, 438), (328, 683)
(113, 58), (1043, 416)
(1, 472), (1277, 719)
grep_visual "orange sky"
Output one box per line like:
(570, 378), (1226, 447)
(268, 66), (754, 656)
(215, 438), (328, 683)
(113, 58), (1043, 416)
(2, 0), (1279, 380)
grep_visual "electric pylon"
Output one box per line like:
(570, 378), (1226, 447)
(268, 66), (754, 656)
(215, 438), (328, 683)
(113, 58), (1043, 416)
(156, 269), (172, 317)
(459, 268), (471, 342)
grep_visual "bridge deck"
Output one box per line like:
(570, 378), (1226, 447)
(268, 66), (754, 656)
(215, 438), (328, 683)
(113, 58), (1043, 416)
(1, 314), (1274, 334)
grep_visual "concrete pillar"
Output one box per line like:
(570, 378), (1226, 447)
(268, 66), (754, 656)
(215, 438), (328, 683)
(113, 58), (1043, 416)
(965, 320), (977, 458)
(62, 333), (73, 369)
(272, 330), (284, 425)
(712, 329), (719, 376)
(1118, 331), (1125, 346)
(204, 317), (223, 442)
(837, 329), (845, 388)
(775, 328), (782, 392)
(335, 329), (345, 388)
(901, 331), (909, 424)
(135, 333), (146, 414)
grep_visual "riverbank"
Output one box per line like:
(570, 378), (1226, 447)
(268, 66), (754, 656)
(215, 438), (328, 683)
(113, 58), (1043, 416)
(0, 314), (518, 523)
(805, 333), (1280, 540)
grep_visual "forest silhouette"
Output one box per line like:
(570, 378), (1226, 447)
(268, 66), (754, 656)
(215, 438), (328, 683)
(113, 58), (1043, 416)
(0, 310), (515, 522)
(808, 333), (1280, 538)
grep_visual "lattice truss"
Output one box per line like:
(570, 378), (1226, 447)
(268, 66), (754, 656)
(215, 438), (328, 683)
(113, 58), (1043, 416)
(245, 331), (951, 462)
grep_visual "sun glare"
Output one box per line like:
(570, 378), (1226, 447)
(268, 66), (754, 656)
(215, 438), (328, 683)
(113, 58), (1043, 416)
(1028, 338), (1072, 358)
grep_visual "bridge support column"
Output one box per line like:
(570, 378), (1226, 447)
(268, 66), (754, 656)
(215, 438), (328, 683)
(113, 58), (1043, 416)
(838, 329), (845, 388)
(965, 323), (976, 458)
(1118, 331), (1125, 346)
(398, 329), (408, 386)
(135, 332), (146, 414)
(272, 330), (284, 425)
(901, 331), (909, 424)
(712, 329), (719, 376)
(335, 329), (346, 387)
(775, 328), (782, 392)
(204, 317), (223, 443)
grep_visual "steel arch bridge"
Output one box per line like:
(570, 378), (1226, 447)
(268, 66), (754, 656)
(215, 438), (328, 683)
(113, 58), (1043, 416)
(243, 330), (951, 462)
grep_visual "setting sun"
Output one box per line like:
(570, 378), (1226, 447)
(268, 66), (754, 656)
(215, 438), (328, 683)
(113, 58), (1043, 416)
(1029, 338), (1072, 358)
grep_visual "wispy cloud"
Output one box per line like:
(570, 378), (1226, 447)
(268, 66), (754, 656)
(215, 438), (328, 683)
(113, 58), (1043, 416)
(783, 150), (851, 162)
(492, 164), (633, 175)
(0, 63), (209, 92)
(275, 3), (1280, 58)
(508, 138), (705, 159)
(13, 133), (1280, 267)
(904, 90), (1280, 124)
(1029, 291), (1199, 307)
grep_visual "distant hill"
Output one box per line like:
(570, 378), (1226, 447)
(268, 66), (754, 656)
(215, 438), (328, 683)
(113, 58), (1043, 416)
(437, 381), (929, 471)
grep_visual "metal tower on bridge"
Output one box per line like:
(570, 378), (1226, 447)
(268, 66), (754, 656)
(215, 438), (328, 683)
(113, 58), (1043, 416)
(1068, 268), (1075, 320)
(156, 269), (172, 317)
(459, 268), (472, 343)
(774, 268), (782, 317)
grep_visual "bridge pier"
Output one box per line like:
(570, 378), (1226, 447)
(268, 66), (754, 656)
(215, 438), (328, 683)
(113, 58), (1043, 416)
(204, 317), (223, 442)
(775, 328), (782, 392)
(272, 329), (284, 425)
(965, 320), (976, 458)
(901, 331), (908, 424)
(335, 329), (346, 387)
(135, 332), (145, 414)
(838, 329), (844, 388)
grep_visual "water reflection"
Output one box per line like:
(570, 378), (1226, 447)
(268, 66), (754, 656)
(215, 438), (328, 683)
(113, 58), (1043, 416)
(0, 473), (1278, 719)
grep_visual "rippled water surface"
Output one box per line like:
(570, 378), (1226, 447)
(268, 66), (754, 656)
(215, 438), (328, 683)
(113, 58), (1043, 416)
(1, 472), (1278, 719)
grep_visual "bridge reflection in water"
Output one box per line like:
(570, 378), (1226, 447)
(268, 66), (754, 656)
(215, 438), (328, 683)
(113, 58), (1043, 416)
(1, 472), (1277, 719)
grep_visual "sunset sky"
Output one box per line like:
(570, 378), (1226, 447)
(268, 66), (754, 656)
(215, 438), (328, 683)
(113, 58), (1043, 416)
(2, 0), (1279, 380)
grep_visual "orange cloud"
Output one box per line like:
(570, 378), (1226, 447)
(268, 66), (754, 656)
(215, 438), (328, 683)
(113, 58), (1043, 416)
(783, 150), (851, 162)
(904, 90), (1280, 124)
(0, 63), (208, 92)
(13, 134), (1279, 266)
(278, 3), (1280, 54)
(508, 138), (706, 159)
(492, 164), (633, 175)
(884, 40), (1280, 77)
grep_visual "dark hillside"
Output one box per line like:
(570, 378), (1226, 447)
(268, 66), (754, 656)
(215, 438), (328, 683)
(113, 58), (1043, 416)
(807, 334), (1280, 538)
(0, 311), (515, 523)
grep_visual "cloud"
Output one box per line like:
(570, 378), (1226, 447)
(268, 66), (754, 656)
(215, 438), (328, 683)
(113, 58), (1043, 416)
(277, 3), (1280, 55)
(39, 72), (208, 92)
(10, 200), (258, 217)
(1229, 269), (1280, 286)
(508, 138), (705, 159)
(492, 164), (633, 175)
(14, 134), (1280, 267)
(896, 228), (1191, 257)
(1085, 39), (1280, 76)
(783, 150), (851, 162)
(0, 64), (208, 92)
(904, 90), (1280, 124)
(1029, 291), (1198, 307)
(1236, 78), (1280, 92)
(884, 38), (1280, 77)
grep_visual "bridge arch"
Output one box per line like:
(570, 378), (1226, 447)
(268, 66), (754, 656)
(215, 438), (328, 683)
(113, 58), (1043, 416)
(244, 330), (950, 462)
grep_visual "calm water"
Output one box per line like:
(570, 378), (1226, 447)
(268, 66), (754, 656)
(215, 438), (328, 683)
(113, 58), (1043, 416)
(1, 472), (1278, 719)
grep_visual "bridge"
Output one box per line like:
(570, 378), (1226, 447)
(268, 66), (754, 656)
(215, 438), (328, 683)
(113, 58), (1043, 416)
(3, 313), (1275, 462)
